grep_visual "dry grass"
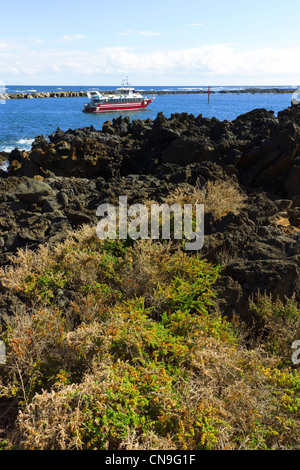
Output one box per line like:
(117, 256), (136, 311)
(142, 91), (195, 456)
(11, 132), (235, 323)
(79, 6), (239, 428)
(249, 293), (300, 365)
(164, 180), (247, 220)
(8, 331), (300, 451)
(0, 218), (299, 451)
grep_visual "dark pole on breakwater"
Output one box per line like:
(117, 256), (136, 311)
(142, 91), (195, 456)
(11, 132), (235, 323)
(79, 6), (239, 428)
(208, 86), (211, 104)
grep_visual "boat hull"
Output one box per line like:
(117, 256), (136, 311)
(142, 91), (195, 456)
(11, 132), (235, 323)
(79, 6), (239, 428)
(83, 98), (152, 113)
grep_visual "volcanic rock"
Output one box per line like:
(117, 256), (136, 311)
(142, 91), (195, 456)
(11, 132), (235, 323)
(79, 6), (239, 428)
(2, 103), (300, 326)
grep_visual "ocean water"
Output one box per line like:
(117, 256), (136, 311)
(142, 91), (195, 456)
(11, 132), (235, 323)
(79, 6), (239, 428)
(0, 85), (294, 153)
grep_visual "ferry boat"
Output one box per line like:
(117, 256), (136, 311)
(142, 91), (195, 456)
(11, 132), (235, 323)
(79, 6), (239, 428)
(83, 81), (153, 113)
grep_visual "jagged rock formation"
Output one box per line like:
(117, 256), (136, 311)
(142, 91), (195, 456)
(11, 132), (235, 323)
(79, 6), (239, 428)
(1, 103), (300, 323)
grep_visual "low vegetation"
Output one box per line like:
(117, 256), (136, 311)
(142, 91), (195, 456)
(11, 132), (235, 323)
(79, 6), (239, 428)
(165, 179), (246, 220)
(0, 183), (299, 450)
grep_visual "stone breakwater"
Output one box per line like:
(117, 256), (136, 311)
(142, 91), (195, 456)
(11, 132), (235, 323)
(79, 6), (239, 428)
(0, 88), (297, 100)
(0, 90), (87, 100)
(1, 104), (300, 325)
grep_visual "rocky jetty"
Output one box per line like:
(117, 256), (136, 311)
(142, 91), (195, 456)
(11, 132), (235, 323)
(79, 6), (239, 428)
(1, 103), (300, 323)
(0, 90), (87, 100)
(0, 88), (297, 101)
(219, 87), (297, 94)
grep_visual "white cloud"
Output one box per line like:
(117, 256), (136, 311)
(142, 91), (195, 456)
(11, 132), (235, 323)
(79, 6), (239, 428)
(1, 43), (300, 83)
(138, 31), (162, 36)
(28, 36), (44, 43)
(118, 30), (134, 36)
(191, 23), (204, 26)
(0, 40), (19, 51)
(118, 30), (161, 37)
(0, 36), (44, 54)
(61, 34), (85, 42)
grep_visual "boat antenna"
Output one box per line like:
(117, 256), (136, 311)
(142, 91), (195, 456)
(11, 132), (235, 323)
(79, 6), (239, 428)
(122, 76), (131, 87)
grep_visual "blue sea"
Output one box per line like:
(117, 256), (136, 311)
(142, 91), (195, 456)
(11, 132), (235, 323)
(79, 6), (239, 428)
(0, 85), (294, 155)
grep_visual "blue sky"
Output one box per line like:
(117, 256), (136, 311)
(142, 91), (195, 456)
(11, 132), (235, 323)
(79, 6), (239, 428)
(1, 0), (300, 86)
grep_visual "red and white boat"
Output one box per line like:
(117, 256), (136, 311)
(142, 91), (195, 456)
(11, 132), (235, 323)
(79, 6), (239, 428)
(83, 81), (153, 113)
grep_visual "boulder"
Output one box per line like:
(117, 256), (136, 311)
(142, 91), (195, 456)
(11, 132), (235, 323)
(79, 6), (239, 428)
(285, 163), (300, 196)
(15, 179), (55, 203)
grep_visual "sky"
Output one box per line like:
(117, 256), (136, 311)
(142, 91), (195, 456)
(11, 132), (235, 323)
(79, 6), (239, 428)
(1, 0), (300, 86)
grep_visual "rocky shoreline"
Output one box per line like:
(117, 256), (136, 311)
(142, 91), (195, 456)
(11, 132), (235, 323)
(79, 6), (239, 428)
(0, 87), (297, 100)
(1, 103), (300, 325)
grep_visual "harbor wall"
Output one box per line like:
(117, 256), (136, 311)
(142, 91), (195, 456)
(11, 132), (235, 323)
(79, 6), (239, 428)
(0, 88), (297, 100)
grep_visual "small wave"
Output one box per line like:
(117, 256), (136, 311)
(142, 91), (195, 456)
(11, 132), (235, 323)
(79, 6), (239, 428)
(17, 138), (34, 150)
(26, 89), (37, 92)
(0, 138), (34, 153)
(0, 161), (9, 172)
(226, 87), (245, 91)
(17, 138), (34, 145)
(0, 146), (15, 153)
(178, 87), (204, 91)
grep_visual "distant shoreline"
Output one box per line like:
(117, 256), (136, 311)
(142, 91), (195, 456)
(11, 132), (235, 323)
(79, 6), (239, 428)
(0, 87), (297, 100)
